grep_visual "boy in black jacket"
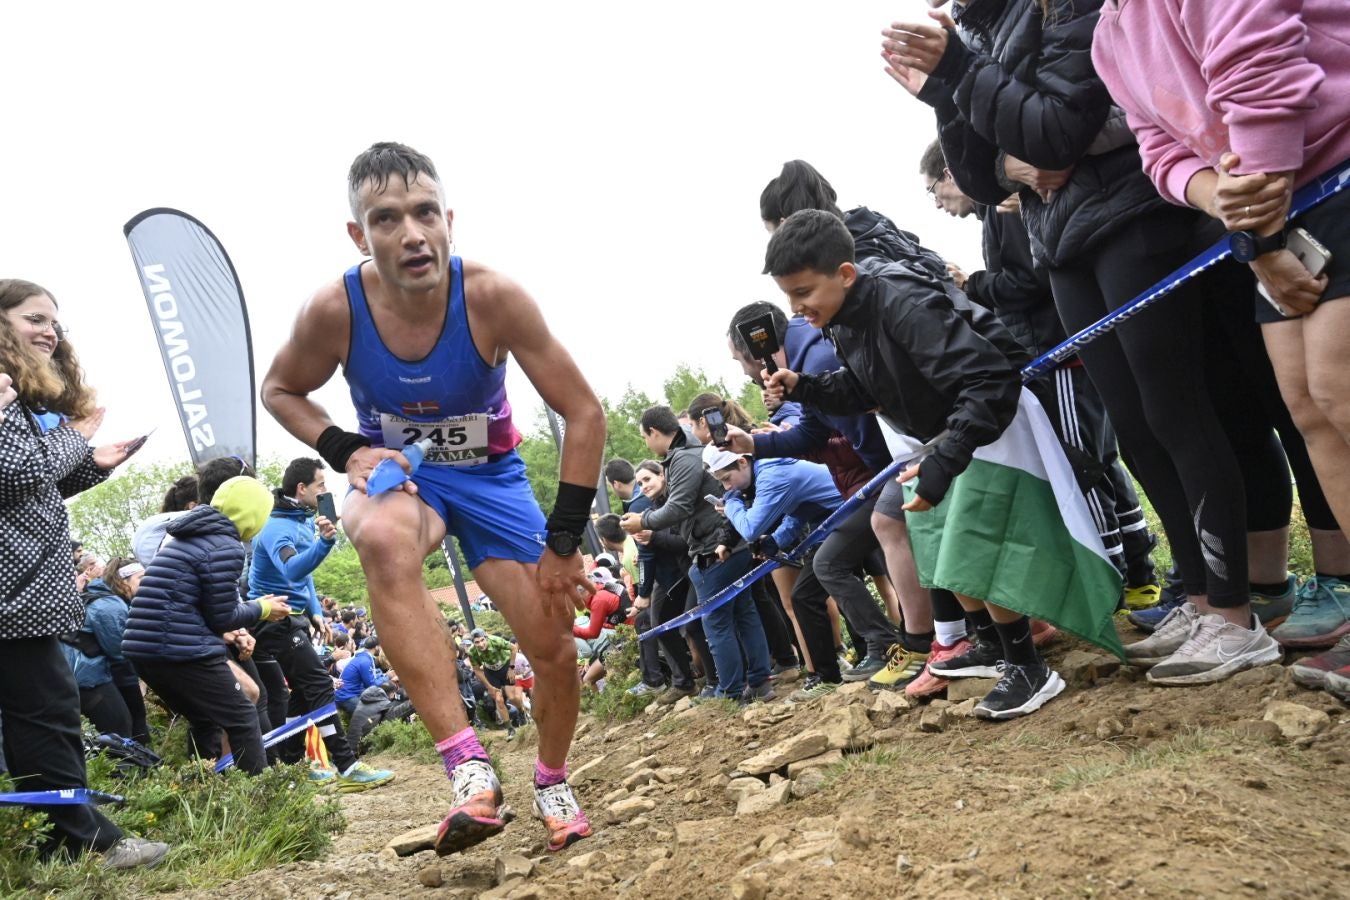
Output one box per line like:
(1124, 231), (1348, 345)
(764, 210), (1123, 719)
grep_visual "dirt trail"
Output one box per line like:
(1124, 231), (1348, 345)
(180, 632), (1350, 899)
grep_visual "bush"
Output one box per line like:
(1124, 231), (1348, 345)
(0, 755), (344, 897)
(361, 719), (441, 767)
(578, 626), (652, 723)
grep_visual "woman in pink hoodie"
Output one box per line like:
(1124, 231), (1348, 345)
(1093, 0), (1350, 657)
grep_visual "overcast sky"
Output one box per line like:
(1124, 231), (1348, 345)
(6, 1), (979, 497)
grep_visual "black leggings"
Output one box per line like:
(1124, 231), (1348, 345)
(1050, 206), (1248, 606)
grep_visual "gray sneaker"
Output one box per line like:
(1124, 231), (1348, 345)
(841, 655), (886, 682)
(627, 682), (663, 698)
(1326, 671), (1350, 702)
(787, 676), (838, 703)
(1124, 602), (1199, 666)
(103, 837), (170, 870)
(1147, 614), (1283, 686)
(739, 680), (777, 705)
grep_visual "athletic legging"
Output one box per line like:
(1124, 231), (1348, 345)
(1049, 205), (1248, 607)
(1199, 251), (1341, 533)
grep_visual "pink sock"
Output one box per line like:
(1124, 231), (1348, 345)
(535, 759), (567, 787)
(436, 727), (488, 779)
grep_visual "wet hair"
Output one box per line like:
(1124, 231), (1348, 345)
(764, 209), (856, 277)
(348, 142), (442, 221)
(728, 301), (789, 358)
(282, 458), (324, 496)
(197, 456), (254, 505)
(639, 406), (681, 437)
(604, 458), (635, 484)
(688, 392), (754, 431)
(102, 556), (139, 601)
(595, 514), (626, 545)
(0, 279), (98, 418)
(919, 139), (947, 181)
(160, 474), (200, 513)
(759, 160), (845, 225)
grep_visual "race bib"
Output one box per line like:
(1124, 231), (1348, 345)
(379, 413), (490, 466)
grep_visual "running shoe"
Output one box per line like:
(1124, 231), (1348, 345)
(788, 675), (838, 703)
(1124, 602), (1199, 667)
(1147, 614), (1282, 686)
(1127, 569), (1186, 632)
(1326, 671), (1350, 703)
(533, 781), (593, 852)
(655, 685), (696, 706)
(905, 637), (972, 699)
(1030, 619), (1058, 647)
(841, 654), (886, 682)
(928, 634), (1002, 678)
(868, 645), (929, 690)
(1122, 582), (1162, 611)
(1290, 634), (1350, 690)
(308, 761), (338, 787)
(1272, 577), (1350, 649)
(1248, 574), (1298, 630)
(336, 761), (396, 793)
(768, 662), (800, 681)
(627, 682), (663, 697)
(435, 759), (513, 855)
(973, 661), (1065, 720)
(103, 837), (170, 870)
(740, 680), (777, 705)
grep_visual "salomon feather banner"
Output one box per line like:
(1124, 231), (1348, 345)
(124, 208), (257, 468)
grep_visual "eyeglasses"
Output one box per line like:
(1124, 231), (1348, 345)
(228, 454), (251, 475)
(925, 181), (939, 197)
(19, 313), (66, 342)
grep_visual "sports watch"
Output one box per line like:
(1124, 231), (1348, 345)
(1229, 229), (1286, 263)
(545, 530), (582, 558)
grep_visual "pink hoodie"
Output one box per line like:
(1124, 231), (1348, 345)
(1093, 0), (1350, 206)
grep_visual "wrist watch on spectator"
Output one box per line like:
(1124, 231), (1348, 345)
(1229, 228), (1286, 263)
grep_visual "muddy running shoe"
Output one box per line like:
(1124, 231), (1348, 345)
(1122, 582), (1162, 612)
(1248, 574), (1298, 630)
(1127, 569), (1186, 632)
(435, 759), (513, 855)
(905, 637), (972, 699)
(841, 654), (886, 682)
(1124, 602), (1199, 667)
(869, 645), (929, 690)
(1326, 671), (1350, 702)
(928, 634), (1002, 679)
(1147, 614), (1282, 686)
(788, 675), (838, 703)
(1030, 619), (1058, 647)
(336, 761), (395, 794)
(103, 837), (170, 870)
(1290, 634), (1350, 690)
(973, 661), (1065, 720)
(1273, 577), (1350, 649)
(533, 781), (593, 852)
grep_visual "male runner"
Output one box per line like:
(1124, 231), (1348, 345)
(261, 142), (605, 853)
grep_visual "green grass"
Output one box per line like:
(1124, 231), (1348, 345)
(361, 718), (442, 767)
(0, 756), (344, 898)
(1047, 726), (1236, 792)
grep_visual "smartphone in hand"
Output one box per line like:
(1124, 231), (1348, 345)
(124, 427), (157, 457)
(316, 491), (338, 523)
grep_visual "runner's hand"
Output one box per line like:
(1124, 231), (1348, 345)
(67, 407), (106, 440)
(538, 548), (593, 617)
(345, 445), (418, 494)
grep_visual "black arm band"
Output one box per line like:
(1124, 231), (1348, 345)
(316, 426), (371, 474)
(546, 481), (595, 536)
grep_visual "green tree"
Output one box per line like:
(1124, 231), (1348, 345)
(663, 363), (733, 418)
(310, 540), (368, 607)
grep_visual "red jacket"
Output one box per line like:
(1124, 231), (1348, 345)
(573, 589), (622, 640)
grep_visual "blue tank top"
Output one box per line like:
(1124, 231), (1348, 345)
(343, 258), (520, 465)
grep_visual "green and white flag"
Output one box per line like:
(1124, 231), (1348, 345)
(904, 390), (1125, 658)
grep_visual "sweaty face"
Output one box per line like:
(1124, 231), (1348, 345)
(712, 461), (752, 493)
(773, 266), (852, 328)
(5, 293), (61, 358)
(349, 174), (452, 293)
(635, 469), (665, 497)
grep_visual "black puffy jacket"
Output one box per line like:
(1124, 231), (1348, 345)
(919, 0), (1168, 267)
(790, 261), (1025, 502)
(966, 204), (1066, 358)
(122, 505), (266, 662)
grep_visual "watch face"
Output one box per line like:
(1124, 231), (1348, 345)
(548, 532), (579, 556)
(1230, 231), (1257, 263)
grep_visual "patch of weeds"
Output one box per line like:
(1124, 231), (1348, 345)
(363, 718), (442, 767)
(655, 717), (684, 736)
(1048, 726), (1234, 791)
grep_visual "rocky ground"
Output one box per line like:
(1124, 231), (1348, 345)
(177, 630), (1349, 900)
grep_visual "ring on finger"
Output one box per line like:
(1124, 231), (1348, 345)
(1245, 205), (1251, 218)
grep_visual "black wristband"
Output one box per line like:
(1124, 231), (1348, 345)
(316, 426), (371, 474)
(546, 481), (595, 536)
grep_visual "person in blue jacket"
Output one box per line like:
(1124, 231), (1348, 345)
(336, 636), (388, 715)
(123, 476), (291, 775)
(249, 457), (393, 792)
(59, 575), (134, 738)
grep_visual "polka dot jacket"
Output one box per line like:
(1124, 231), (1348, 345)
(0, 401), (109, 640)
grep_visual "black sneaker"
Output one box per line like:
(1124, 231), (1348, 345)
(928, 635), (1002, 678)
(973, 662), (1065, 720)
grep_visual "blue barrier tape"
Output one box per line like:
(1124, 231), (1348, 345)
(214, 702), (337, 772)
(0, 788), (124, 807)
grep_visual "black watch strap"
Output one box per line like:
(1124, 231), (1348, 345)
(1230, 229), (1286, 263)
(546, 530), (582, 557)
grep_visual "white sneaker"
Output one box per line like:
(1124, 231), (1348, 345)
(1147, 614), (1282, 686)
(1124, 602), (1199, 666)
